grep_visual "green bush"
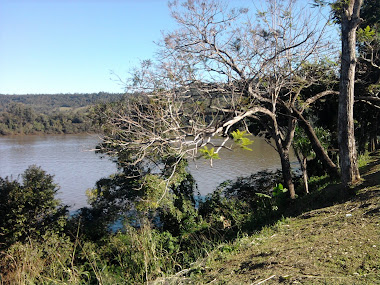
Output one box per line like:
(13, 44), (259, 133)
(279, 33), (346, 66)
(198, 170), (297, 235)
(0, 166), (68, 249)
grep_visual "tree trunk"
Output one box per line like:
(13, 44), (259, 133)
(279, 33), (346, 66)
(302, 156), (309, 194)
(294, 109), (340, 178)
(270, 116), (296, 199)
(295, 149), (309, 194)
(368, 119), (379, 152)
(278, 147), (296, 199)
(338, 0), (362, 187)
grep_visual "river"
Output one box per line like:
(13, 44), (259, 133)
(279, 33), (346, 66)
(0, 134), (289, 210)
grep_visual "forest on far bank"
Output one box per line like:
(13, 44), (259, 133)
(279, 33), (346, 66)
(0, 93), (123, 135)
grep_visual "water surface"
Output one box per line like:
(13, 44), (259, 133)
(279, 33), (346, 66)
(0, 135), (291, 210)
(188, 137), (285, 195)
(0, 134), (116, 210)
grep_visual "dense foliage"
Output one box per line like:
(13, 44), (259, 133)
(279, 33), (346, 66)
(0, 103), (95, 135)
(0, 93), (123, 135)
(0, 93), (123, 113)
(0, 166), (68, 249)
(0, 165), (297, 284)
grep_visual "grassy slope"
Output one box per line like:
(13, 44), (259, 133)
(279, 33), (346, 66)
(155, 152), (380, 284)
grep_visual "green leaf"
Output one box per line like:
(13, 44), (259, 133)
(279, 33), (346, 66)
(231, 130), (253, 151)
(255, 193), (272, 199)
(357, 25), (376, 43)
(199, 146), (220, 160)
(273, 183), (288, 197)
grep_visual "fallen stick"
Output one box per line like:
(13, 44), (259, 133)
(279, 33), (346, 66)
(252, 274), (276, 284)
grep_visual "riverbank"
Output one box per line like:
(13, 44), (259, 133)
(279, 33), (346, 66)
(154, 151), (380, 284)
(1, 150), (378, 284)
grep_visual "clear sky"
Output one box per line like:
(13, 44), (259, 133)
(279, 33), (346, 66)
(0, 0), (335, 95)
(0, 0), (176, 94)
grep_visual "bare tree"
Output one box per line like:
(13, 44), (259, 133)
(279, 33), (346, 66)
(165, 0), (340, 197)
(99, 0), (339, 201)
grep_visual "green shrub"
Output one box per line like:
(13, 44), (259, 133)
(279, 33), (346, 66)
(0, 166), (68, 249)
(198, 170), (289, 233)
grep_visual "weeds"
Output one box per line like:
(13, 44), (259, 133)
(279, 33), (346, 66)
(358, 151), (371, 168)
(0, 231), (88, 284)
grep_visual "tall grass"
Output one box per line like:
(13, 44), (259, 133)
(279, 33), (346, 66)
(0, 220), (217, 284)
(0, 232), (87, 284)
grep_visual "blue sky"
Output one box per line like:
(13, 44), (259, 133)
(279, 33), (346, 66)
(0, 0), (176, 94)
(0, 0), (335, 95)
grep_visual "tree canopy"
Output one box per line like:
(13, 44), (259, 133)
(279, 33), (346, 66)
(95, 0), (344, 201)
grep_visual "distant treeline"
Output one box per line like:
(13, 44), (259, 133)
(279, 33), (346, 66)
(0, 92), (124, 135)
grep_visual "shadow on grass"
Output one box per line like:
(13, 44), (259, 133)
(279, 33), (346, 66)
(283, 150), (379, 221)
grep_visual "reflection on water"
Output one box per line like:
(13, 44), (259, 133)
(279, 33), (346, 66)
(0, 135), (292, 210)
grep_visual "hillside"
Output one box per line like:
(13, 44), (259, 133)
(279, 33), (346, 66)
(0, 93), (124, 114)
(154, 152), (380, 284)
(0, 93), (124, 135)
